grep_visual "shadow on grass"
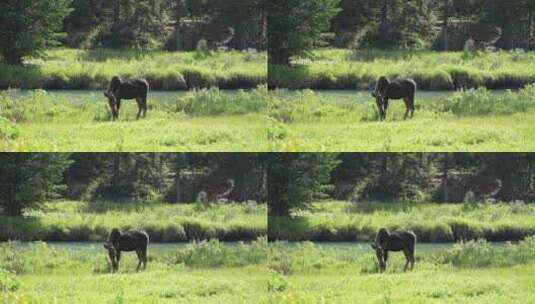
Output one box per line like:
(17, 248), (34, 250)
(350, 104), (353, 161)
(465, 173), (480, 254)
(0, 216), (45, 241)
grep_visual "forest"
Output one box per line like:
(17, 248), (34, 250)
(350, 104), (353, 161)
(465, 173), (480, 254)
(0, 153), (267, 242)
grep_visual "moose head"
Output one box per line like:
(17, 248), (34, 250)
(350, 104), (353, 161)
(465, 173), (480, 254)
(370, 242), (387, 272)
(103, 91), (119, 121)
(371, 90), (386, 120)
(103, 242), (119, 272)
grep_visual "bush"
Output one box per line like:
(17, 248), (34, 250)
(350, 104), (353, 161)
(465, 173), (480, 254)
(166, 238), (267, 268)
(438, 87), (534, 116)
(0, 268), (21, 292)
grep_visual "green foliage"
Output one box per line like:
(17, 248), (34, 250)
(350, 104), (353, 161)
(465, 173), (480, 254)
(268, 0), (341, 65)
(0, 268), (21, 292)
(167, 238), (267, 268)
(267, 153), (339, 216)
(268, 241), (535, 303)
(0, 48), (266, 90)
(269, 201), (535, 242)
(0, 154), (71, 216)
(0, 242), (268, 303)
(270, 49), (535, 90)
(441, 237), (535, 268)
(173, 86), (270, 116)
(0, 201), (267, 242)
(438, 87), (535, 116)
(0, 0), (73, 65)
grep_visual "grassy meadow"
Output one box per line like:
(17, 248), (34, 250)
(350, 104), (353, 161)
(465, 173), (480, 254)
(268, 238), (535, 303)
(0, 87), (271, 152)
(269, 49), (535, 90)
(0, 239), (268, 303)
(0, 200), (267, 242)
(266, 86), (535, 151)
(0, 49), (266, 90)
(269, 200), (535, 242)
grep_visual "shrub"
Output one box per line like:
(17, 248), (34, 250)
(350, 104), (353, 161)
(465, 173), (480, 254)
(0, 268), (21, 292)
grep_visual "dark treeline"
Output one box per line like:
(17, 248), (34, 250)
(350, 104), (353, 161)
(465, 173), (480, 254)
(64, 0), (267, 50)
(0, 153), (267, 216)
(329, 0), (535, 50)
(268, 153), (535, 216)
(268, 0), (535, 65)
(0, 0), (266, 65)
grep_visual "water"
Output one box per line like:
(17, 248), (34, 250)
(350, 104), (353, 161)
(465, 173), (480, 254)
(280, 89), (512, 105)
(5, 89), (244, 103)
(7, 241), (245, 255)
(279, 241), (509, 255)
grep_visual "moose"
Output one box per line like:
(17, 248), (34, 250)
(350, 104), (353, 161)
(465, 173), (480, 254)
(103, 228), (149, 272)
(371, 76), (416, 120)
(103, 76), (149, 121)
(370, 228), (416, 272)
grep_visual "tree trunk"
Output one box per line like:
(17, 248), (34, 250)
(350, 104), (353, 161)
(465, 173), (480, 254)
(442, 154), (449, 203)
(113, 0), (121, 23)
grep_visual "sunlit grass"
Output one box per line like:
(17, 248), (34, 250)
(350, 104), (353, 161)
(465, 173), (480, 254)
(270, 48), (535, 90)
(269, 201), (535, 242)
(0, 48), (267, 90)
(1, 200), (267, 242)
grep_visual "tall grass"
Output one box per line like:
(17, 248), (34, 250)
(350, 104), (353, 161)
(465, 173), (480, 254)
(269, 48), (535, 90)
(0, 48), (267, 90)
(0, 240), (268, 303)
(0, 87), (271, 151)
(0, 200), (267, 242)
(269, 201), (535, 242)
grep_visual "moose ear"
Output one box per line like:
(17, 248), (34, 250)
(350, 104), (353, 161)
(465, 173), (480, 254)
(103, 91), (109, 98)
(371, 92), (377, 97)
(103, 243), (109, 249)
(371, 243), (376, 249)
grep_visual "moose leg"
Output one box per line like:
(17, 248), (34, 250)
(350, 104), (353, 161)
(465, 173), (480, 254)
(409, 246), (415, 270)
(135, 249), (143, 271)
(117, 99), (122, 111)
(402, 249), (411, 271)
(135, 98), (143, 120)
(142, 248), (147, 269)
(409, 95), (415, 118)
(141, 94), (148, 118)
(403, 98), (410, 120)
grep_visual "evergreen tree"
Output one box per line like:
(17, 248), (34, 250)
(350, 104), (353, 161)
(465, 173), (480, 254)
(0, 0), (73, 65)
(268, 153), (339, 217)
(268, 0), (341, 65)
(0, 154), (71, 216)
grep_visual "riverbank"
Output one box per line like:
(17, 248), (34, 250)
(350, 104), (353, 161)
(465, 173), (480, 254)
(0, 200), (267, 242)
(0, 48), (266, 90)
(269, 201), (535, 242)
(268, 239), (535, 303)
(269, 49), (535, 90)
(1, 239), (268, 303)
(0, 87), (271, 151)
(266, 86), (535, 151)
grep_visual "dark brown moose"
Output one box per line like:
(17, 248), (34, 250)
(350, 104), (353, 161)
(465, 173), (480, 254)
(371, 76), (416, 120)
(104, 76), (149, 121)
(371, 228), (416, 272)
(103, 228), (149, 272)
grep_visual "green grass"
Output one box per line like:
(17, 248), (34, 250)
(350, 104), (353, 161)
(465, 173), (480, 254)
(0, 48), (267, 90)
(269, 48), (535, 90)
(268, 238), (535, 303)
(0, 87), (272, 152)
(269, 201), (535, 242)
(1, 239), (268, 303)
(265, 85), (535, 152)
(0, 200), (267, 242)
